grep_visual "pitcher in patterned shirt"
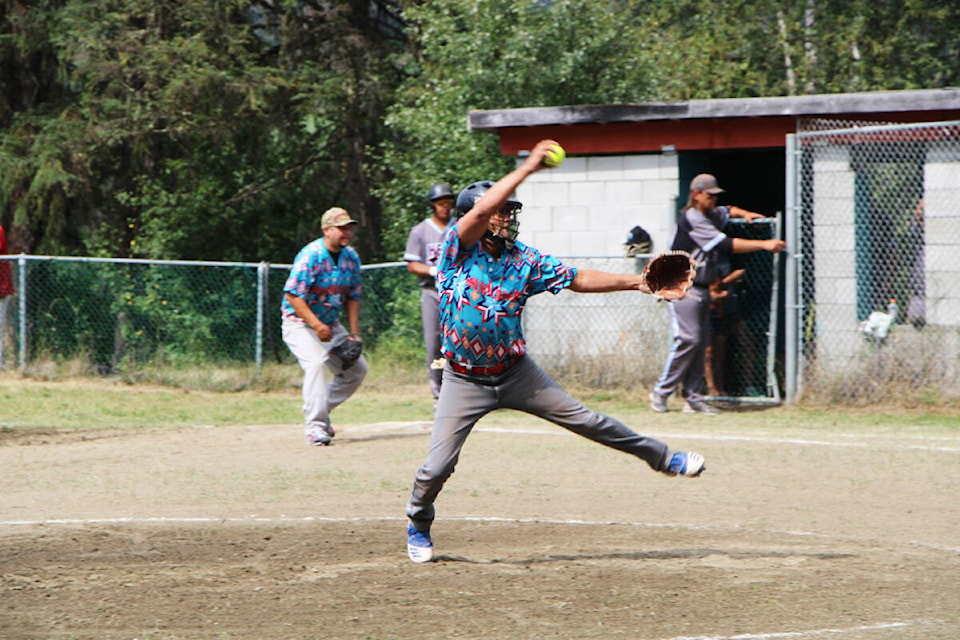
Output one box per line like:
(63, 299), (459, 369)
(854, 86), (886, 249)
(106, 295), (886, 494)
(404, 139), (707, 563)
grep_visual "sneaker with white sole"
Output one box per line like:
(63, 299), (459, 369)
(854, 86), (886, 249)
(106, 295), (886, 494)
(305, 422), (335, 446)
(649, 392), (669, 413)
(407, 522), (434, 563)
(683, 399), (719, 415)
(666, 451), (706, 477)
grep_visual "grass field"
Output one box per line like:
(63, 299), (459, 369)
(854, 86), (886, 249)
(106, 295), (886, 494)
(1, 375), (958, 639)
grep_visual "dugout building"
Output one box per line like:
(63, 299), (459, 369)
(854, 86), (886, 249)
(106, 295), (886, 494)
(469, 88), (960, 402)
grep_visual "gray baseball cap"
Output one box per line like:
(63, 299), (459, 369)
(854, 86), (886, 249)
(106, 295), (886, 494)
(690, 174), (725, 194)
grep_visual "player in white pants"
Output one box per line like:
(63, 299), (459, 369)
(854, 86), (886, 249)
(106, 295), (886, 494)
(281, 207), (368, 446)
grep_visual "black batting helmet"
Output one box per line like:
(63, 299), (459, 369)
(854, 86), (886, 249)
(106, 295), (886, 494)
(455, 181), (522, 215)
(427, 182), (455, 203)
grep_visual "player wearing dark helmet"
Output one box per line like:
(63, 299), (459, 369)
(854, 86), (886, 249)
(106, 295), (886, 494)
(404, 139), (707, 563)
(455, 180), (522, 249)
(404, 183), (456, 401)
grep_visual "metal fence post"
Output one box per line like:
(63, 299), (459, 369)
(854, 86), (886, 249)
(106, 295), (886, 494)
(256, 261), (268, 379)
(17, 254), (26, 371)
(784, 134), (800, 404)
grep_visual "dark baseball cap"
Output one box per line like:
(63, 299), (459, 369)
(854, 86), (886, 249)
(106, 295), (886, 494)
(690, 174), (725, 194)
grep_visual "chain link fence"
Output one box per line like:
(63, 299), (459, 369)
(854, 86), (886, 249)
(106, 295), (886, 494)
(0, 245), (781, 397)
(526, 221), (781, 403)
(0, 256), (420, 387)
(790, 118), (960, 403)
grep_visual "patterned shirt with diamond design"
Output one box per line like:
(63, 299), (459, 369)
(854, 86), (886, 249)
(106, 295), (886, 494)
(281, 239), (362, 326)
(436, 225), (577, 367)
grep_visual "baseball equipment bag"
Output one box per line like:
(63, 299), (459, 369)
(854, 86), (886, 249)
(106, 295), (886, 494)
(330, 333), (363, 369)
(640, 250), (696, 300)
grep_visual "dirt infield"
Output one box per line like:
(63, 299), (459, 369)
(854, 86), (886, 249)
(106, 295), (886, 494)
(1, 413), (958, 639)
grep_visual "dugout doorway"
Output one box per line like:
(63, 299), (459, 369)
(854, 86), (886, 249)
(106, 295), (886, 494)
(677, 148), (787, 403)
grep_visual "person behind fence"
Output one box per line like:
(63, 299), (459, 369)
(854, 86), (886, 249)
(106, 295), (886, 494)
(704, 263), (759, 398)
(281, 207), (368, 447)
(404, 139), (707, 564)
(0, 222), (14, 368)
(650, 174), (785, 415)
(904, 197), (925, 329)
(404, 182), (456, 403)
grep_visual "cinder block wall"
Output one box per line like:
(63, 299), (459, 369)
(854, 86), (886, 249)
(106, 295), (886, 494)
(507, 152), (680, 381)
(516, 153), (679, 258)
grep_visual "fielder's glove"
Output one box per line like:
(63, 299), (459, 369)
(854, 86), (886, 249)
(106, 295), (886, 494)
(640, 250), (697, 301)
(330, 333), (363, 369)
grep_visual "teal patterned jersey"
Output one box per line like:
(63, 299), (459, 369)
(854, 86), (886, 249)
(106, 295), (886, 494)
(281, 239), (362, 326)
(436, 225), (576, 367)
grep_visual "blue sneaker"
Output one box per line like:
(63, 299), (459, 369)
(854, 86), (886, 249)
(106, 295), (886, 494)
(407, 522), (434, 563)
(666, 451), (706, 477)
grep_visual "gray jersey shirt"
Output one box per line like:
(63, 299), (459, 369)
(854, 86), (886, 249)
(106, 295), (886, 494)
(670, 205), (734, 286)
(404, 218), (451, 289)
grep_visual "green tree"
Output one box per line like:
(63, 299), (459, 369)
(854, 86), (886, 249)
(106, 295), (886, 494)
(633, 0), (960, 98)
(0, 0), (404, 262)
(375, 0), (657, 258)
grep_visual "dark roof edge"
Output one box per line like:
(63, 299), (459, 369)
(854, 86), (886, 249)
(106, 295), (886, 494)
(468, 88), (960, 131)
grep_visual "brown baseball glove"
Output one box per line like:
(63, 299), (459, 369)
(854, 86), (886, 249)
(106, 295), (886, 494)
(640, 250), (697, 300)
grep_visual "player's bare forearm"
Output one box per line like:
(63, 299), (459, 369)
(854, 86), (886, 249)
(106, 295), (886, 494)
(406, 261), (431, 278)
(722, 268), (746, 284)
(729, 206), (765, 222)
(345, 298), (360, 336)
(569, 269), (643, 293)
(458, 139), (558, 248)
(286, 292), (331, 341)
(732, 237), (787, 254)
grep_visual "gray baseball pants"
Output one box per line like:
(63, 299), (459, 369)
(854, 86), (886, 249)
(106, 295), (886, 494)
(406, 355), (673, 529)
(282, 318), (368, 431)
(653, 284), (710, 402)
(420, 287), (443, 400)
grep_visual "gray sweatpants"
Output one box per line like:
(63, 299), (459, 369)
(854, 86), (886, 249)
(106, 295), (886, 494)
(420, 287), (443, 400)
(406, 355), (673, 529)
(654, 284), (710, 403)
(281, 318), (368, 431)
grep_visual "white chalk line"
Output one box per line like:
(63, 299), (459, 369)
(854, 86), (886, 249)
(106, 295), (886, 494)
(472, 426), (960, 453)
(667, 619), (943, 639)
(365, 421), (960, 452)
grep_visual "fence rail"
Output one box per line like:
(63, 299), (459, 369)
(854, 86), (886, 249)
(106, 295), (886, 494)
(0, 248), (780, 399)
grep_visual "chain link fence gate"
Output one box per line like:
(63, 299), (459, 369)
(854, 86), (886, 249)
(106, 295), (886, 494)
(786, 119), (960, 403)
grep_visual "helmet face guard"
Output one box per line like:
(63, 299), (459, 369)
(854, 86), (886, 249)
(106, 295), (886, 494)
(488, 202), (521, 249)
(456, 181), (523, 248)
